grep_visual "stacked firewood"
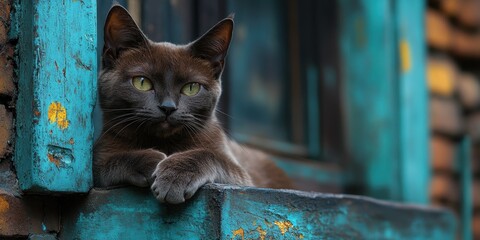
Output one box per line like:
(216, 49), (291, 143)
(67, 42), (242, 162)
(427, 0), (480, 237)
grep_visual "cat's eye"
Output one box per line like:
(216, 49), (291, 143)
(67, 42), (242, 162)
(181, 83), (201, 96)
(132, 76), (153, 91)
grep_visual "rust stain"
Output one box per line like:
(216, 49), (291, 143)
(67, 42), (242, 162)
(0, 196), (8, 228)
(33, 109), (41, 117)
(48, 102), (69, 130)
(274, 220), (293, 235)
(256, 226), (266, 240)
(69, 138), (75, 145)
(47, 153), (61, 167)
(0, 197), (9, 213)
(232, 228), (244, 240)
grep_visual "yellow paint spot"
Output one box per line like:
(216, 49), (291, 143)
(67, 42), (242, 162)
(232, 228), (244, 240)
(48, 102), (69, 130)
(274, 220), (293, 235)
(0, 197), (9, 213)
(399, 39), (411, 73)
(298, 234), (304, 239)
(256, 226), (267, 240)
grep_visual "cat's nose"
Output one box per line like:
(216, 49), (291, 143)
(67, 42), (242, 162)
(159, 100), (177, 116)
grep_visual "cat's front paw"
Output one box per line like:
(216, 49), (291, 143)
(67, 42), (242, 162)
(150, 157), (213, 204)
(128, 149), (167, 187)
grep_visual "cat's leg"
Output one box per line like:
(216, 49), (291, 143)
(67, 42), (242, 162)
(151, 149), (252, 204)
(94, 149), (167, 188)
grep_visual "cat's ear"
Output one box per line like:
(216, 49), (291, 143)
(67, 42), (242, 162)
(189, 17), (234, 79)
(102, 5), (148, 68)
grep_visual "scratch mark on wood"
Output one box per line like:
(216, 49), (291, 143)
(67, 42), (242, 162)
(73, 53), (92, 71)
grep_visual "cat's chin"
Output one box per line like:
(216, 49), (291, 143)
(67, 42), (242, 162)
(153, 121), (184, 137)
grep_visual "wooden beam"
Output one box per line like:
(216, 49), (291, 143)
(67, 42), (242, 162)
(60, 184), (457, 239)
(13, 0), (97, 192)
(395, 0), (429, 204)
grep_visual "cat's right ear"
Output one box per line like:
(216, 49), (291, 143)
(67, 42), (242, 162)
(102, 5), (148, 69)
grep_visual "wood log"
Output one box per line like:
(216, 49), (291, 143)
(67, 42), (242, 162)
(428, 56), (458, 96)
(431, 136), (457, 171)
(426, 9), (452, 50)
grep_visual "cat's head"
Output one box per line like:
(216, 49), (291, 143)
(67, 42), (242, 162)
(98, 5), (232, 138)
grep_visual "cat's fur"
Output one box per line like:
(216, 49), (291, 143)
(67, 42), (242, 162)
(94, 5), (292, 204)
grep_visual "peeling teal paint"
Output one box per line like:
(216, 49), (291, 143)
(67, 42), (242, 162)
(60, 184), (456, 239)
(14, 0), (97, 192)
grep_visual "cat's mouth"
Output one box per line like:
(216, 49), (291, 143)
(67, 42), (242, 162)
(156, 117), (181, 130)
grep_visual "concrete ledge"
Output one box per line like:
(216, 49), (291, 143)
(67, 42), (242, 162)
(60, 184), (456, 239)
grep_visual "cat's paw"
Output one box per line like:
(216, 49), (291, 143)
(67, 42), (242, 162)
(128, 149), (167, 187)
(150, 157), (212, 204)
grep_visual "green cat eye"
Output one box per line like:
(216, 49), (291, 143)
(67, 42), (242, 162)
(181, 83), (201, 96)
(132, 76), (153, 91)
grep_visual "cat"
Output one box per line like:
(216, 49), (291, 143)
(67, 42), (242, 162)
(93, 5), (292, 204)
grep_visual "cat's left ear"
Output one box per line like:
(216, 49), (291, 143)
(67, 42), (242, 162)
(189, 17), (234, 79)
(103, 5), (148, 69)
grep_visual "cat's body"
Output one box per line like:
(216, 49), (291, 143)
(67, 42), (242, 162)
(94, 5), (292, 204)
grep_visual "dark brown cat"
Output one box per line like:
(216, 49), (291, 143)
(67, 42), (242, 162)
(94, 5), (292, 204)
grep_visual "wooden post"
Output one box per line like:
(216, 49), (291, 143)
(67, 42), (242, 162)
(13, 0), (97, 193)
(395, 0), (429, 204)
(339, 0), (399, 200)
(339, 0), (429, 203)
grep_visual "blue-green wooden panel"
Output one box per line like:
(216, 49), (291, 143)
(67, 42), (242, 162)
(13, 0), (97, 192)
(459, 138), (473, 240)
(60, 184), (456, 239)
(226, 0), (300, 153)
(395, 0), (429, 204)
(339, 0), (399, 200)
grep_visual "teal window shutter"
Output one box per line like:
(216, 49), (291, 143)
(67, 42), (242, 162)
(14, 0), (97, 192)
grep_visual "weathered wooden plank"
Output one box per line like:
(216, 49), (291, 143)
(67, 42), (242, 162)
(60, 184), (456, 239)
(13, 0), (97, 192)
(395, 0), (429, 204)
(60, 187), (220, 239)
(339, 0), (399, 200)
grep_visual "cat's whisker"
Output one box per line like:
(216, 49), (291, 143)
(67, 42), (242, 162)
(134, 119), (149, 133)
(112, 117), (143, 141)
(183, 124), (201, 147)
(215, 109), (234, 120)
(102, 113), (138, 126)
(98, 116), (139, 141)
